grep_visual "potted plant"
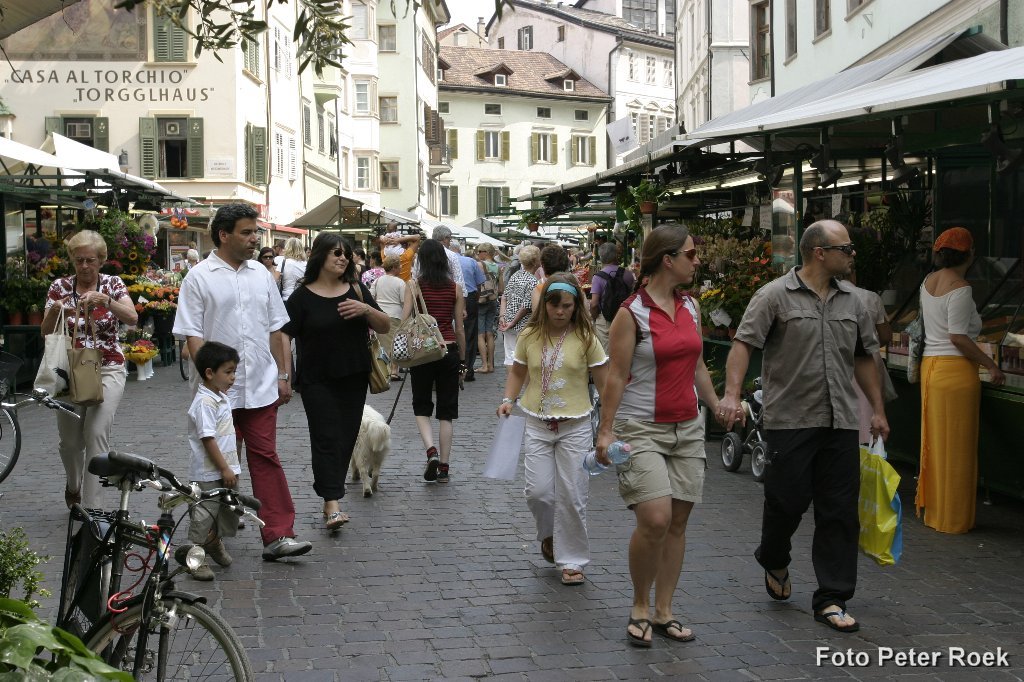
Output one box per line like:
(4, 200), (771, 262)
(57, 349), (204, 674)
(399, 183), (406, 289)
(629, 178), (667, 215)
(1, 279), (26, 325)
(518, 209), (544, 233)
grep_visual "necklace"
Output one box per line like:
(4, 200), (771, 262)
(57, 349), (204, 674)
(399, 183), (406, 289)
(539, 327), (570, 408)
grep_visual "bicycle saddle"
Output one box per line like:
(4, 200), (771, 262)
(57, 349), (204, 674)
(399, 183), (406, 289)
(88, 451), (159, 479)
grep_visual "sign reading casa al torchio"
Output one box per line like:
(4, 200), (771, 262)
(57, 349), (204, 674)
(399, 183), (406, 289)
(4, 68), (214, 104)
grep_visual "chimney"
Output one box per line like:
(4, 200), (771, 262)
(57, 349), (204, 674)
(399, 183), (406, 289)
(477, 16), (486, 38)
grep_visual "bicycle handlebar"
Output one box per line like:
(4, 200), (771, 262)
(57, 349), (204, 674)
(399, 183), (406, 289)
(1, 388), (80, 418)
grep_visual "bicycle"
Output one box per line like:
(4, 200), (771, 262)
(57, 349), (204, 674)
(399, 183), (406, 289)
(0, 351), (24, 484)
(3, 390), (262, 681)
(64, 446), (261, 680)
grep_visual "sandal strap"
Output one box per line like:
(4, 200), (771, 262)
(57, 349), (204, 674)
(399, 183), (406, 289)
(820, 609), (848, 619)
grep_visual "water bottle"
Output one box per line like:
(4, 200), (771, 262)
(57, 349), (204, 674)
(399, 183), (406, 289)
(582, 441), (632, 476)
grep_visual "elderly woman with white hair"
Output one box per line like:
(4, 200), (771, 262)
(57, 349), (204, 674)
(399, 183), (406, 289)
(279, 237), (308, 300)
(498, 245), (541, 366)
(40, 229), (138, 509)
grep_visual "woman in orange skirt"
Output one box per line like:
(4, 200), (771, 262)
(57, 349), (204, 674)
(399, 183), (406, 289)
(917, 227), (1005, 534)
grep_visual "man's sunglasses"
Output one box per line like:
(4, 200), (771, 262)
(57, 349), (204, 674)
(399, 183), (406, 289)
(818, 243), (856, 255)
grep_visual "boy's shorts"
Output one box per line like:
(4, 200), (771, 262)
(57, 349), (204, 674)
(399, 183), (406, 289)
(187, 478), (240, 545)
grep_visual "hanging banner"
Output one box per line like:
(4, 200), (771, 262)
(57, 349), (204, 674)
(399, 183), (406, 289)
(607, 116), (636, 156)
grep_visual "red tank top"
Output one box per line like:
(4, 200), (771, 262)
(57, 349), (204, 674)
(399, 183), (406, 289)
(418, 280), (457, 343)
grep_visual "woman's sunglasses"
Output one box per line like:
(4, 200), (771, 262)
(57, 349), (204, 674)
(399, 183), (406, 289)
(259, 255), (273, 261)
(332, 248), (348, 258)
(670, 247), (698, 260)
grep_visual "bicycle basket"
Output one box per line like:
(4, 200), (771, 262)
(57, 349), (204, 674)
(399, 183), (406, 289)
(60, 510), (115, 638)
(0, 351), (22, 399)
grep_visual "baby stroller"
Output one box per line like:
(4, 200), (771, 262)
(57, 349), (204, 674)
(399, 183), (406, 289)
(720, 377), (768, 482)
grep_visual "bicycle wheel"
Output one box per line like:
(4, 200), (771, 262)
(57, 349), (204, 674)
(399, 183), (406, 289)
(0, 408), (21, 484)
(86, 599), (252, 681)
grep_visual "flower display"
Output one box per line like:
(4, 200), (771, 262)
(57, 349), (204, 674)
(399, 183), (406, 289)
(696, 235), (776, 331)
(83, 211), (157, 278)
(122, 339), (159, 365)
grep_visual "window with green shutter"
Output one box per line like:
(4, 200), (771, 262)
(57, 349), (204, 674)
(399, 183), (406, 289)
(187, 118), (204, 178)
(45, 116), (108, 151)
(243, 36), (261, 77)
(447, 129), (458, 160)
(245, 124), (267, 185)
(139, 117), (203, 178)
(500, 131), (510, 161)
(449, 186), (459, 215)
(153, 13), (188, 62)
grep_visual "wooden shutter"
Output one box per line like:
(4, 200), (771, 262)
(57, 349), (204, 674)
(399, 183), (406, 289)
(450, 186), (459, 215)
(252, 126), (267, 185)
(288, 136), (297, 180)
(187, 117), (204, 178)
(530, 133), (538, 164)
(571, 136), (580, 166)
(551, 134), (558, 165)
(45, 117), (61, 135)
(447, 129), (458, 160)
(139, 118), (157, 178)
(500, 187), (510, 209)
(93, 117), (109, 152)
(501, 131), (510, 161)
(477, 186), (486, 215)
(476, 130), (485, 161)
(244, 124), (254, 183)
(251, 36), (261, 78)
(154, 14), (187, 62)
(588, 136), (597, 166)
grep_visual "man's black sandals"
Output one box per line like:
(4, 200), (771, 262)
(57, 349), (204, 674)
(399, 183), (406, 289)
(764, 568), (791, 600)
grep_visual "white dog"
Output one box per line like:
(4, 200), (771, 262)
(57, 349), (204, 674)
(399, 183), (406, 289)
(350, 405), (391, 497)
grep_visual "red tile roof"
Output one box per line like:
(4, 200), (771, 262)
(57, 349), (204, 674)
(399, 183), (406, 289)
(438, 46), (610, 102)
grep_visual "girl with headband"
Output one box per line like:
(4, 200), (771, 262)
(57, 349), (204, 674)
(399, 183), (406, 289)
(498, 272), (608, 586)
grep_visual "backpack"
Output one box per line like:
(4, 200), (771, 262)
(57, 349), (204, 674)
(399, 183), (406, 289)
(594, 267), (630, 322)
(479, 263), (499, 304)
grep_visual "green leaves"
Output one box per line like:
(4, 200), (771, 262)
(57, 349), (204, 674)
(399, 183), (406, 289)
(0, 599), (132, 680)
(140, 0), (504, 76)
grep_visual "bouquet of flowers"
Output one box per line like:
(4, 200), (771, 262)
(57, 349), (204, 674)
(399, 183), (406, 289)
(122, 339), (159, 365)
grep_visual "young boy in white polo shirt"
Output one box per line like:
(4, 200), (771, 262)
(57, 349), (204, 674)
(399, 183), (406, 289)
(178, 341), (242, 581)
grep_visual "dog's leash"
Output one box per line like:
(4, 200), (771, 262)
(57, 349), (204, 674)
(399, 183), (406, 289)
(385, 371), (408, 425)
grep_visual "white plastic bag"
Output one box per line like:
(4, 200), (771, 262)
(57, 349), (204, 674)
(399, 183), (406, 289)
(483, 415), (526, 480)
(34, 305), (71, 396)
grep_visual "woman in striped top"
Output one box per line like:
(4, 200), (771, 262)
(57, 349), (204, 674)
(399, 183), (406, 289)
(402, 239), (466, 483)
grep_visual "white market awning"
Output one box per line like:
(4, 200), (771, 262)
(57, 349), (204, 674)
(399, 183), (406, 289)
(685, 46), (1024, 142)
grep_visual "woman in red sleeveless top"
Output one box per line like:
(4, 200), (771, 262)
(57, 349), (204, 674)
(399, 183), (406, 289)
(402, 239), (466, 483)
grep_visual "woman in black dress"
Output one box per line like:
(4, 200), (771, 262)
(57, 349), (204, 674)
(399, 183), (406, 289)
(284, 233), (391, 530)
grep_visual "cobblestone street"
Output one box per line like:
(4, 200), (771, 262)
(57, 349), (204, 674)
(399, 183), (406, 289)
(2, 361), (1023, 681)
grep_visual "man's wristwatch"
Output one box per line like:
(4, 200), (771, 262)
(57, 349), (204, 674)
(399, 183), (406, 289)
(277, 372), (290, 381)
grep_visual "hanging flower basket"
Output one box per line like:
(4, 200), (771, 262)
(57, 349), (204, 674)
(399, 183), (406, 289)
(639, 201), (657, 215)
(527, 222), (540, 233)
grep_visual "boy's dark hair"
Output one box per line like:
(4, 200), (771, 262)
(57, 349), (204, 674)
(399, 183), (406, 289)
(210, 204), (258, 247)
(194, 341), (240, 379)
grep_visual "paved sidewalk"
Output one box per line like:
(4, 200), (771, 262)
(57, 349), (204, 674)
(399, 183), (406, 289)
(2, 361), (1024, 680)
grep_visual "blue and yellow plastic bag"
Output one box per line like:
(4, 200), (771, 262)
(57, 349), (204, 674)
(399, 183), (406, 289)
(858, 440), (903, 566)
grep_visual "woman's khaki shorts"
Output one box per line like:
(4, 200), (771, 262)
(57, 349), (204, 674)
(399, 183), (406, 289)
(614, 416), (706, 508)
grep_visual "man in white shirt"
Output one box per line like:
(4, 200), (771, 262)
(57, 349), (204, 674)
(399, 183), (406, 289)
(174, 204), (312, 561)
(412, 225), (466, 292)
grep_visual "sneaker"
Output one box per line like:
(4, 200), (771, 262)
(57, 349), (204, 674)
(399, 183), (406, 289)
(262, 537), (313, 561)
(191, 560), (215, 581)
(424, 447), (440, 482)
(204, 539), (233, 567)
(436, 463), (450, 483)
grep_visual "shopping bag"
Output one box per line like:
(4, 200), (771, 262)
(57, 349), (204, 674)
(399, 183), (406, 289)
(858, 439), (903, 566)
(34, 305), (71, 397)
(67, 299), (104, 407)
(483, 415), (526, 480)
(392, 280), (447, 369)
(351, 284), (390, 394)
(367, 332), (391, 394)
